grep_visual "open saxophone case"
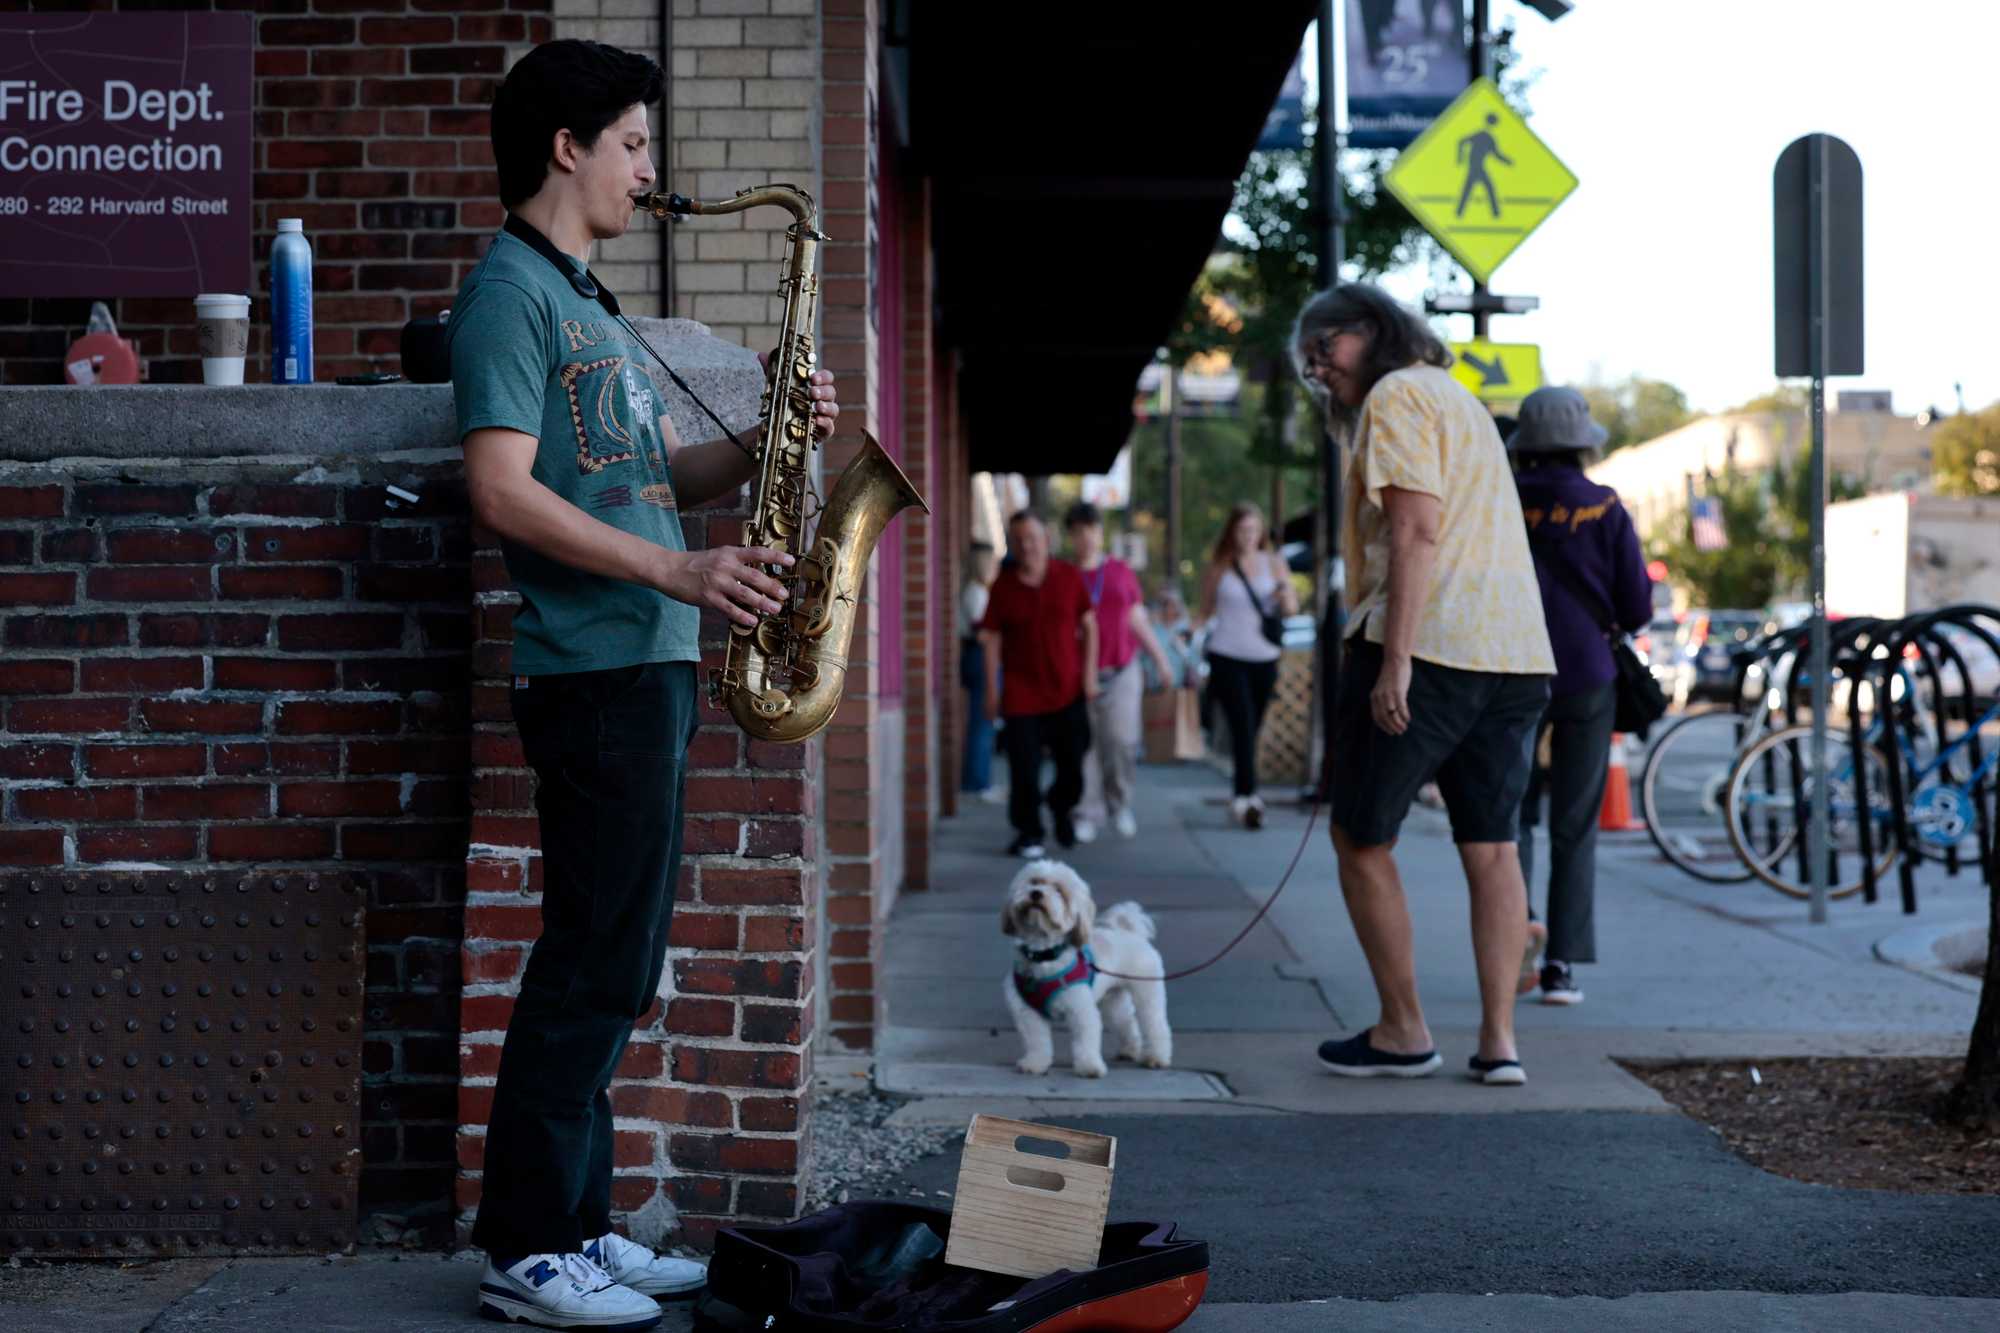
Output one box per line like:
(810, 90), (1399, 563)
(694, 1117), (1210, 1333)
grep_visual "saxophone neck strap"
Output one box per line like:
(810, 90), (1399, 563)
(502, 211), (755, 461)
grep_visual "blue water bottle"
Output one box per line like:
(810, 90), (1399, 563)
(270, 218), (314, 384)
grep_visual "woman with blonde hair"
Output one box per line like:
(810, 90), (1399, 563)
(1197, 501), (1297, 827)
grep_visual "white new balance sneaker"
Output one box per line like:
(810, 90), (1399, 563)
(1113, 808), (1138, 839)
(477, 1252), (663, 1330)
(584, 1231), (708, 1300)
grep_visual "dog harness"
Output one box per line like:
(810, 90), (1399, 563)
(1014, 945), (1097, 1017)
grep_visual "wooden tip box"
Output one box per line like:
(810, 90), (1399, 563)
(943, 1115), (1117, 1280)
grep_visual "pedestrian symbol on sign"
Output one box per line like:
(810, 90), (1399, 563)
(1385, 78), (1578, 285)
(1455, 113), (1513, 219)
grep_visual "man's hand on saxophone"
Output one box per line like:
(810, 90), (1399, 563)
(758, 349), (840, 443)
(656, 545), (794, 630)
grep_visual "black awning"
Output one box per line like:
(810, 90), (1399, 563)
(908, 4), (1317, 477)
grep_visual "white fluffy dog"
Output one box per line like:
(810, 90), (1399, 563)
(1001, 859), (1172, 1078)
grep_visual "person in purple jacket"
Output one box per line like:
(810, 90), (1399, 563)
(1508, 387), (1654, 1005)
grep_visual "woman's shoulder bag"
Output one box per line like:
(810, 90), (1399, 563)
(1233, 559), (1286, 649)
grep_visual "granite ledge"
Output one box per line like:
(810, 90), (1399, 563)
(0, 318), (764, 465)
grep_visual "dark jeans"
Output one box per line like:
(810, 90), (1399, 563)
(1517, 683), (1615, 965)
(470, 661), (696, 1259)
(1001, 698), (1091, 840)
(960, 638), (994, 793)
(1208, 653), (1278, 798)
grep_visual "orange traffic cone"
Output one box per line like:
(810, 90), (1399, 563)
(1600, 733), (1644, 832)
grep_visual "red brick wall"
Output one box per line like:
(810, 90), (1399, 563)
(899, 176), (940, 887)
(457, 496), (822, 1248)
(0, 464), (474, 1239)
(0, 1), (551, 387)
(815, 0), (893, 1053)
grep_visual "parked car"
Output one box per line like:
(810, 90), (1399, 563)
(1672, 609), (1769, 705)
(1640, 613), (1682, 694)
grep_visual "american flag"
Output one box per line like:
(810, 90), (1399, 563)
(1689, 496), (1728, 552)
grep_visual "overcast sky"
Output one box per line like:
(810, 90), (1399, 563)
(1310, 0), (1996, 417)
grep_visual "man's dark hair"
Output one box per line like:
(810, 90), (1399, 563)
(1292, 283), (1452, 415)
(1063, 501), (1101, 530)
(491, 40), (664, 209)
(1007, 509), (1043, 529)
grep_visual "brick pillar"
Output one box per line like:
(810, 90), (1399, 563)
(815, 0), (892, 1053)
(899, 178), (940, 888)
(936, 342), (965, 822)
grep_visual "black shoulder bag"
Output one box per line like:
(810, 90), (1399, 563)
(1234, 560), (1286, 649)
(1532, 542), (1667, 738)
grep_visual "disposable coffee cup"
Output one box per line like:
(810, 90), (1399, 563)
(194, 294), (251, 386)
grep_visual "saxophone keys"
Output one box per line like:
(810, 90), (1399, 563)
(795, 598), (833, 639)
(749, 689), (791, 720)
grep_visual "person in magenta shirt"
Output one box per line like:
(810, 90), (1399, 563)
(1066, 502), (1175, 841)
(979, 510), (1099, 858)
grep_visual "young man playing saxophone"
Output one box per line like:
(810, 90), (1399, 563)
(449, 40), (838, 1331)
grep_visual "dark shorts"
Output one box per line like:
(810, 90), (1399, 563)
(1330, 637), (1550, 847)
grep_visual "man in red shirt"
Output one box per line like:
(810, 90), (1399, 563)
(979, 511), (1099, 857)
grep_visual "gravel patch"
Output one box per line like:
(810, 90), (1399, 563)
(805, 1083), (961, 1214)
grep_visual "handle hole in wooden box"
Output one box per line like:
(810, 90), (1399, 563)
(1012, 1135), (1073, 1161)
(1004, 1165), (1067, 1192)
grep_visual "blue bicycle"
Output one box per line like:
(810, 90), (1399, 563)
(1723, 694), (1999, 899)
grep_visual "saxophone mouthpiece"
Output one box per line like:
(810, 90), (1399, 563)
(632, 191), (697, 218)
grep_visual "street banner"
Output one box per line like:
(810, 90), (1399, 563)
(0, 12), (253, 297)
(1384, 77), (1577, 285)
(1346, 0), (1469, 150)
(1256, 51), (1307, 151)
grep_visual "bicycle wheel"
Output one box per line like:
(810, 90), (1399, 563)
(1638, 708), (1759, 882)
(1723, 724), (1899, 900)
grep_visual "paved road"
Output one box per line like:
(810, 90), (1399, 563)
(876, 1111), (2000, 1304)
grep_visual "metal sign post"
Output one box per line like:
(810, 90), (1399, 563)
(1773, 133), (1864, 924)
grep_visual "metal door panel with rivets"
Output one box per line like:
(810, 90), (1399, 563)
(2, 871), (365, 1257)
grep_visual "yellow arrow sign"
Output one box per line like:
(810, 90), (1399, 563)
(1449, 340), (1542, 402)
(1386, 78), (1578, 285)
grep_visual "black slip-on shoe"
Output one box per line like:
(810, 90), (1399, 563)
(1316, 1029), (1442, 1078)
(1467, 1055), (1527, 1086)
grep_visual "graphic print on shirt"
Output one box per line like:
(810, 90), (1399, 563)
(559, 353), (677, 510)
(561, 354), (638, 473)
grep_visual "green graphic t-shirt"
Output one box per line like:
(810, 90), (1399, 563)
(447, 226), (699, 674)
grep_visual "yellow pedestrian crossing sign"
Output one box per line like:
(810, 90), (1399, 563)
(1385, 78), (1578, 285)
(1449, 340), (1542, 403)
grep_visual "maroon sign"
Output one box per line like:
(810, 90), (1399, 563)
(0, 13), (252, 298)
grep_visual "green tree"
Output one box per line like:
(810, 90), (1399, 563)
(1654, 453), (1863, 608)
(1577, 375), (1694, 452)
(1931, 402), (2000, 496)
(1654, 467), (1783, 609)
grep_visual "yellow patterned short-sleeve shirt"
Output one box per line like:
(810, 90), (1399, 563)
(1343, 365), (1555, 676)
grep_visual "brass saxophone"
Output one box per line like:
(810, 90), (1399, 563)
(634, 185), (928, 743)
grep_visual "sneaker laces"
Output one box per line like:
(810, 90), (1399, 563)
(561, 1251), (616, 1290)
